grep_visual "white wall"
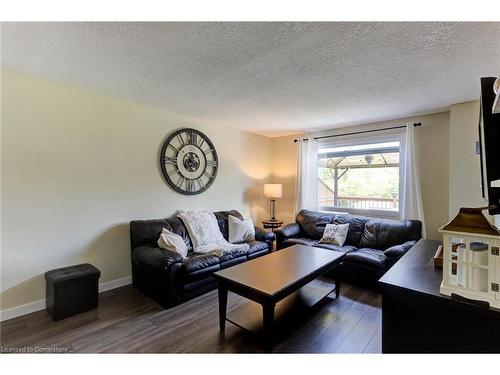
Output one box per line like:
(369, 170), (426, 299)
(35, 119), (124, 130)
(448, 100), (499, 226)
(0, 70), (272, 312)
(448, 101), (487, 217)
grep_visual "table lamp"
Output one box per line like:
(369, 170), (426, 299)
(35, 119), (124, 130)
(264, 184), (282, 221)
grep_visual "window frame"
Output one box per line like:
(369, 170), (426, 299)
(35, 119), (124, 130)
(317, 129), (405, 220)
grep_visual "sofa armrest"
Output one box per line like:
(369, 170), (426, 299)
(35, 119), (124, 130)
(254, 226), (276, 243)
(384, 240), (417, 259)
(132, 245), (183, 271)
(275, 222), (300, 240)
(275, 223), (301, 250)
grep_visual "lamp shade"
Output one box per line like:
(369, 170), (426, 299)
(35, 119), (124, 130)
(264, 184), (282, 198)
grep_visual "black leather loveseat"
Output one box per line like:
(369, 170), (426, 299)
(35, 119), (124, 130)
(130, 210), (275, 308)
(275, 209), (422, 286)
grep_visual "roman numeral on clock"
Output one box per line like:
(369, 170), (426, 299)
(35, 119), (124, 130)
(167, 168), (180, 177)
(164, 157), (178, 165)
(167, 144), (179, 153)
(186, 179), (195, 193)
(176, 134), (185, 147)
(203, 148), (214, 155)
(189, 131), (198, 146)
(198, 138), (205, 149)
(177, 176), (185, 189)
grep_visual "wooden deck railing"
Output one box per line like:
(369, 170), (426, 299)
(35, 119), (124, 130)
(319, 196), (398, 210)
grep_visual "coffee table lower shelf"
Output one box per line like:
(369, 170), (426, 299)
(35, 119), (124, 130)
(226, 280), (337, 333)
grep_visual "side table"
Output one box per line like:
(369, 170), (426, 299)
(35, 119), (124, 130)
(262, 220), (283, 232)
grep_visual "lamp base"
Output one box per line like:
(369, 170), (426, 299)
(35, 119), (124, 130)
(268, 199), (277, 223)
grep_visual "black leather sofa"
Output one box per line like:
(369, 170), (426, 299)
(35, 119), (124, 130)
(275, 209), (422, 286)
(130, 210), (275, 308)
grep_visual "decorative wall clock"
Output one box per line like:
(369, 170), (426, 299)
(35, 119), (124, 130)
(160, 128), (218, 195)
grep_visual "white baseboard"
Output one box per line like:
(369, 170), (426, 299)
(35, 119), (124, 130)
(0, 299), (47, 323)
(0, 275), (132, 322)
(98, 276), (132, 293)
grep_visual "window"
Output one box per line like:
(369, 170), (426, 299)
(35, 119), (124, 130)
(317, 135), (403, 218)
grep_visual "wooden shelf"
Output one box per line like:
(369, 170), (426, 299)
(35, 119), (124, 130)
(450, 261), (489, 268)
(226, 279), (336, 333)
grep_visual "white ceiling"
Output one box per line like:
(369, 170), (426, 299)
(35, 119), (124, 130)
(2, 22), (500, 137)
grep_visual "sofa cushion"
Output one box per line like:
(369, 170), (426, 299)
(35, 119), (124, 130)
(181, 253), (220, 274)
(345, 248), (386, 269)
(132, 245), (183, 271)
(220, 256), (248, 269)
(219, 248), (249, 262)
(248, 249), (268, 259)
(333, 215), (368, 247)
(296, 209), (336, 239)
(130, 219), (173, 249)
(314, 243), (357, 254)
(283, 237), (318, 247)
(359, 218), (410, 250)
(165, 217), (193, 250)
(247, 240), (268, 255)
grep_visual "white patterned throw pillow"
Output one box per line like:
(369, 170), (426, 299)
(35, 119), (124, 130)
(228, 215), (255, 243)
(318, 223), (349, 246)
(157, 227), (189, 258)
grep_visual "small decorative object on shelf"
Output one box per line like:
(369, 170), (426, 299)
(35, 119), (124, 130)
(433, 245), (443, 269)
(439, 206), (500, 308)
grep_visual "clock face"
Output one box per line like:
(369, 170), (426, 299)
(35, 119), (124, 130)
(160, 128), (218, 195)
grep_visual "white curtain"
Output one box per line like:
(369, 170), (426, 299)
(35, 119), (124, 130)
(401, 122), (426, 238)
(294, 138), (318, 214)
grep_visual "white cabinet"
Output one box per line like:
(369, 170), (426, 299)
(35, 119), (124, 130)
(440, 227), (500, 308)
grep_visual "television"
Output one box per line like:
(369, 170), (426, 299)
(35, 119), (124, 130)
(478, 77), (500, 215)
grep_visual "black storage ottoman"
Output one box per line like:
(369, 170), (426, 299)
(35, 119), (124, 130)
(45, 263), (101, 321)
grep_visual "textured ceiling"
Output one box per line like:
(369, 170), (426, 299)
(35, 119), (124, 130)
(2, 22), (500, 137)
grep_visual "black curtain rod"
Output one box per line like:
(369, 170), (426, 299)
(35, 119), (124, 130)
(293, 122), (422, 142)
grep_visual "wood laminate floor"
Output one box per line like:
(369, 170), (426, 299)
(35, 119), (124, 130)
(0, 278), (381, 353)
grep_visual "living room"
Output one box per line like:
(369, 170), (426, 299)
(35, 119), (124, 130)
(1, 1), (500, 373)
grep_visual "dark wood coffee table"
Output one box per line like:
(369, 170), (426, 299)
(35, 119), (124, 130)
(213, 244), (344, 340)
